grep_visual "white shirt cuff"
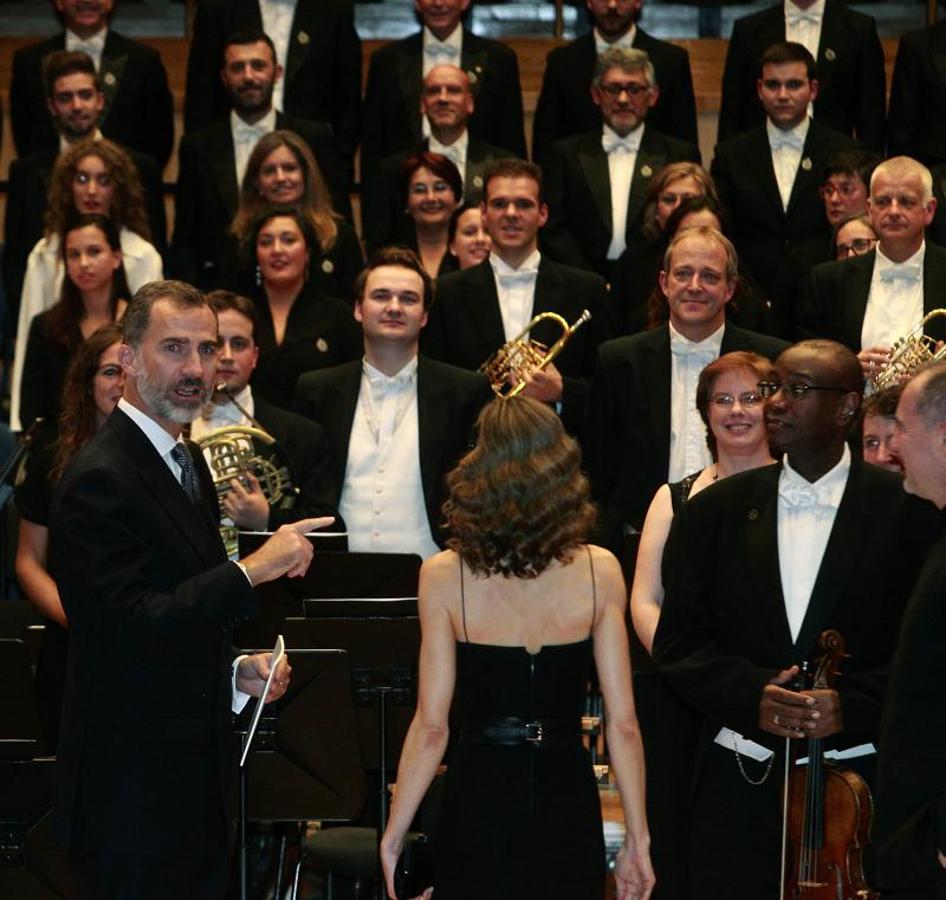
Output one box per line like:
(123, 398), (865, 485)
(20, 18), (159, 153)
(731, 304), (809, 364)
(231, 654), (252, 714)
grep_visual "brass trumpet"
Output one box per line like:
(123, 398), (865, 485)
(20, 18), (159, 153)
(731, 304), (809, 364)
(479, 309), (592, 399)
(872, 308), (946, 391)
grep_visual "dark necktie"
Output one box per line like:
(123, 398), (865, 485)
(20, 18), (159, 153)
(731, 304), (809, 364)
(171, 443), (201, 506)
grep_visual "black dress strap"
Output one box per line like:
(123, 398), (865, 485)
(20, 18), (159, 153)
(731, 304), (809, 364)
(669, 471), (701, 515)
(459, 555), (469, 643)
(587, 545), (596, 638)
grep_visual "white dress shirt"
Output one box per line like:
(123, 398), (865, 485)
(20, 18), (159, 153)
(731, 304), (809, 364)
(59, 127), (103, 156)
(784, 0), (825, 64)
(340, 358), (440, 559)
(603, 123), (643, 260)
(668, 321), (724, 482)
(421, 26), (463, 139)
(767, 116), (810, 210)
(489, 249), (541, 343)
(191, 385), (255, 442)
(594, 25), (636, 54)
(259, 0), (296, 112)
(231, 108), (277, 186)
(862, 243), (926, 351)
(66, 27), (107, 70)
(429, 129), (469, 189)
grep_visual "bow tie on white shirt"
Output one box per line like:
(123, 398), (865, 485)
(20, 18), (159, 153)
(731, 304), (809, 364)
(669, 333), (717, 363)
(368, 370), (415, 393)
(879, 263), (922, 283)
(770, 130), (805, 151)
(786, 9), (821, 26)
(233, 119), (269, 145)
(425, 43), (459, 61)
(72, 39), (103, 60)
(202, 402), (245, 428)
(497, 267), (539, 287)
(602, 132), (640, 154)
(778, 480), (835, 509)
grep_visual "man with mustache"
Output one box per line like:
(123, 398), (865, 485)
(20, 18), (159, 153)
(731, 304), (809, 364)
(653, 339), (937, 899)
(48, 280), (331, 899)
(171, 28), (350, 289)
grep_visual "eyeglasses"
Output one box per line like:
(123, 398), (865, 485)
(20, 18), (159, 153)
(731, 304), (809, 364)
(757, 381), (850, 400)
(599, 82), (649, 98)
(819, 181), (861, 200)
(711, 391), (763, 408)
(835, 237), (877, 259)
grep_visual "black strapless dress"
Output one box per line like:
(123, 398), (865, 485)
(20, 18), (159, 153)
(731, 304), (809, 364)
(432, 638), (605, 898)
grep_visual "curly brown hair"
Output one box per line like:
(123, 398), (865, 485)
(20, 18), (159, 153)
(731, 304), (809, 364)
(231, 130), (339, 255)
(444, 397), (596, 578)
(44, 138), (151, 241)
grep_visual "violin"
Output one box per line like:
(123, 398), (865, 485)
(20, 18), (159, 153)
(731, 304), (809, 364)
(780, 630), (878, 900)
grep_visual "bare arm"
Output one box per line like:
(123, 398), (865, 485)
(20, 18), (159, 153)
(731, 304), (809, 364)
(629, 485), (674, 655)
(380, 553), (458, 899)
(15, 519), (67, 627)
(592, 547), (655, 900)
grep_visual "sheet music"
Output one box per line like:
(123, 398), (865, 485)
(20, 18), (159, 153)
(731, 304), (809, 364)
(240, 634), (285, 768)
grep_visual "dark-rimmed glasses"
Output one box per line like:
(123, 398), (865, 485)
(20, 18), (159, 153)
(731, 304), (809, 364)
(758, 381), (850, 401)
(835, 237), (877, 259)
(711, 391), (763, 408)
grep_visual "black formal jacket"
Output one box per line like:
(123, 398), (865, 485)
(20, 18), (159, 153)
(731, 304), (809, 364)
(361, 135), (514, 253)
(361, 30), (526, 184)
(711, 120), (855, 304)
(531, 29), (698, 165)
(48, 407), (257, 854)
(292, 356), (492, 545)
(798, 244), (946, 350)
(170, 112), (352, 289)
(542, 126), (701, 277)
(887, 22), (946, 169)
(184, 0), (362, 168)
(10, 30), (174, 170)
(421, 255), (613, 437)
(654, 459), (937, 760)
(874, 512), (946, 899)
(585, 322), (788, 548)
(716, 0), (886, 152)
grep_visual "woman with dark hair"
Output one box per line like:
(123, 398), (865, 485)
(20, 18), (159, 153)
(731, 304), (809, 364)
(380, 397), (654, 900)
(247, 206), (361, 404)
(15, 323), (125, 750)
(11, 138), (161, 429)
(228, 130), (363, 301)
(399, 151), (463, 278)
(17, 214), (130, 430)
(447, 203), (492, 271)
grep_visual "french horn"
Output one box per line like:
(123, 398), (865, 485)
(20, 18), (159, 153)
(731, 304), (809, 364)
(479, 309), (592, 399)
(872, 308), (946, 391)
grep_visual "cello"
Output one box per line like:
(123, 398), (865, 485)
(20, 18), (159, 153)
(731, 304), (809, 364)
(779, 629), (878, 900)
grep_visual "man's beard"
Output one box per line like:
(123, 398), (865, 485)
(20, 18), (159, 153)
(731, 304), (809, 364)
(136, 365), (210, 425)
(232, 82), (275, 116)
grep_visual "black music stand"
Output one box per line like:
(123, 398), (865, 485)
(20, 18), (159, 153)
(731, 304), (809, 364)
(284, 603), (422, 900)
(234, 648), (365, 900)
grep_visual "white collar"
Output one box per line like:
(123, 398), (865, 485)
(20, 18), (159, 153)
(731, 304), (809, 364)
(784, 0), (825, 18)
(423, 24), (463, 54)
(429, 128), (469, 159)
(668, 320), (725, 352)
(200, 384), (255, 426)
(363, 356), (418, 386)
(602, 122), (644, 151)
(875, 240), (926, 272)
(766, 115), (810, 147)
(118, 397), (180, 459)
(780, 443), (850, 499)
(65, 27), (107, 53)
(489, 248), (541, 278)
(230, 107), (277, 137)
(594, 25), (636, 53)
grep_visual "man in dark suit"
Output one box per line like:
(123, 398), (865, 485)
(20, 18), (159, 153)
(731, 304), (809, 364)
(532, 0), (697, 165)
(184, 0), (362, 174)
(800, 156), (946, 378)
(422, 158), (613, 438)
(542, 46), (700, 282)
(887, 22), (946, 170)
(171, 29), (350, 289)
(48, 280), (329, 899)
(190, 290), (341, 536)
(585, 226), (788, 554)
(874, 363), (946, 900)
(362, 63), (513, 253)
(711, 42), (855, 306)
(361, 0), (526, 186)
(294, 248), (491, 555)
(10, 0), (174, 170)
(653, 339), (936, 900)
(717, 0), (885, 152)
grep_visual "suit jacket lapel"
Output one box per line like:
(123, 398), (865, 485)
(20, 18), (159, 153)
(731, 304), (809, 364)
(208, 121), (240, 217)
(466, 261), (507, 352)
(100, 32), (129, 120)
(645, 326), (672, 480)
(416, 357), (449, 512)
(399, 35), (424, 140)
(843, 252), (875, 348)
(628, 128), (666, 234)
(322, 362), (362, 496)
(578, 133), (613, 232)
(786, 125), (822, 214)
(530, 260), (568, 346)
(461, 31), (489, 104)
(284, 0), (317, 91)
(746, 128), (785, 219)
(816, 0), (844, 73)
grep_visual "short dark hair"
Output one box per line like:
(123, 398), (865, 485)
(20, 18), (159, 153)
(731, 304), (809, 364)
(354, 247), (434, 311)
(783, 339), (864, 394)
(758, 41), (817, 82)
(123, 281), (210, 350)
(912, 363), (946, 427)
(447, 202), (479, 245)
(222, 28), (277, 67)
(248, 204), (319, 269)
(400, 151), (463, 208)
(43, 50), (99, 99)
(482, 158), (544, 204)
(823, 149), (880, 187)
(206, 290), (260, 343)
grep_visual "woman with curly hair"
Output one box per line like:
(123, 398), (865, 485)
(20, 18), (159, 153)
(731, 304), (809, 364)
(15, 323), (125, 750)
(380, 397), (654, 900)
(15, 214), (130, 432)
(227, 130), (363, 301)
(11, 138), (161, 430)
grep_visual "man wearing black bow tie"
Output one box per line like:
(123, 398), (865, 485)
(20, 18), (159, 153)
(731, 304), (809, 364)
(653, 338), (937, 900)
(800, 156), (946, 379)
(711, 41), (854, 307)
(542, 46), (700, 284)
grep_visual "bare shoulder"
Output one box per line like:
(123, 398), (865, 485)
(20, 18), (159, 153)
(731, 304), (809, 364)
(586, 544), (628, 614)
(586, 544), (623, 579)
(418, 550), (462, 609)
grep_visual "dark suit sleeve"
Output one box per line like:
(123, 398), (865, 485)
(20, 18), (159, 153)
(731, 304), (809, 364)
(850, 16), (886, 153)
(169, 134), (200, 285)
(887, 33), (924, 159)
(360, 49), (390, 187)
(326, 221), (366, 304)
(716, 21), (755, 144)
(10, 45), (48, 157)
(326, 0), (362, 168)
(541, 140), (594, 270)
(491, 47), (527, 161)
(50, 463), (256, 668)
(361, 154), (407, 254)
(183, 0), (223, 133)
(655, 46), (698, 147)
(134, 47), (175, 172)
(796, 263), (833, 342)
(531, 49), (567, 166)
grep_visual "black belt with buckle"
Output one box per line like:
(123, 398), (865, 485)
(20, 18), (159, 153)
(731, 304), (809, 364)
(460, 716), (580, 748)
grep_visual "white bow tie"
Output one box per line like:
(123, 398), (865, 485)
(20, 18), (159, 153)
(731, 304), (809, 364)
(779, 480), (834, 509)
(498, 268), (538, 287)
(879, 263), (921, 284)
(201, 403), (245, 428)
(369, 371), (415, 393)
(425, 43), (459, 61)
(669, 337), (717, 362)
(770, 131), (805, 151)
(786, 10), (821, 26)
(233, 119), (269, 145)
(602, 132), (640, 154)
